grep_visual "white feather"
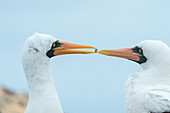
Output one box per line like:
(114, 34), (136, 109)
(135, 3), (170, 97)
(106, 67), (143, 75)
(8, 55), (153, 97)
(124, 40), (170, 113)
(145, 86), (170, 113)
(22, 33), (64, 113)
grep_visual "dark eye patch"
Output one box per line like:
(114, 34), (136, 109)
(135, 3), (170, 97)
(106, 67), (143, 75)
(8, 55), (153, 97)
(51, 40), (62, 49)
(131, 46), (147, 64)
(47, 40), (62, 58)
(132, 46), (143, 55)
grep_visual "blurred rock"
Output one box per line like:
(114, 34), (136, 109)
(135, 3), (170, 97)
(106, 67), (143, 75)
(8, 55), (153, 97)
(0, 87), (28, 113)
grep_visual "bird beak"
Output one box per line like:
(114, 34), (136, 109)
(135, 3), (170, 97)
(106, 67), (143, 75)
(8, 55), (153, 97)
(98, 47), (141, 61)
(53, 41), (97, 56)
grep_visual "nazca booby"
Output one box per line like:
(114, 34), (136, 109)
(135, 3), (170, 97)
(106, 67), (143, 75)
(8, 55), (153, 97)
(98, 40), (170, 113)
(22, 33), (96, 113)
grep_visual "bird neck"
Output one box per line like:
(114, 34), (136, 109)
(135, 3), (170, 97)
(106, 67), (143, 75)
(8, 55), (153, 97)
(25, 63), (56, 95)
(142, 62), (170, 75)
(24, 59), (63, 113)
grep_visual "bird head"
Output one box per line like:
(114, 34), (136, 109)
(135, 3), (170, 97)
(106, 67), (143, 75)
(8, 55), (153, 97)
(22, 33), (97, 69)
(98, 40), (170, 70)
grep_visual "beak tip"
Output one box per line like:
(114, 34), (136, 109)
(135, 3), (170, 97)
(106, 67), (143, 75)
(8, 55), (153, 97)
(97, 50), (103, 54)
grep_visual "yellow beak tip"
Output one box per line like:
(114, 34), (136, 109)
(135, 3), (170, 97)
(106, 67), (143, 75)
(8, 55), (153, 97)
(97, 50), (104, 54)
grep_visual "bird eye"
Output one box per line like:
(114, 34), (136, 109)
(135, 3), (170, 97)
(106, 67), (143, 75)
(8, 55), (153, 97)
(138, 49), (142, 53)
(53, 43), (56, 47)
(51, 40), (62, 49)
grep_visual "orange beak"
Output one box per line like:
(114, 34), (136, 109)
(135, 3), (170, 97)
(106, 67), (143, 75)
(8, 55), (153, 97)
(53, 41), (97, 56)
(98, 47), (142, 61)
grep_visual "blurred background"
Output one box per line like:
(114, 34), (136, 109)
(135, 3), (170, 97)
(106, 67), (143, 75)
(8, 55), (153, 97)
(0, 0), (170, 113)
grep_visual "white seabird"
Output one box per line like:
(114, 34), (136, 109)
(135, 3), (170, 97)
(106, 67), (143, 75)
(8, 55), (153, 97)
(98, 40), (170, 113)
(22, 33), (96, 113)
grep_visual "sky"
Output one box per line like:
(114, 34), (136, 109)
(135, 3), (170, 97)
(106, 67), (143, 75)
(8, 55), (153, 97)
(0, 0), (170, 113)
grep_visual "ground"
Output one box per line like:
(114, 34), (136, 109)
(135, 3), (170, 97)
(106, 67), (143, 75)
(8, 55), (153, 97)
(0, 87), (28, 113)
